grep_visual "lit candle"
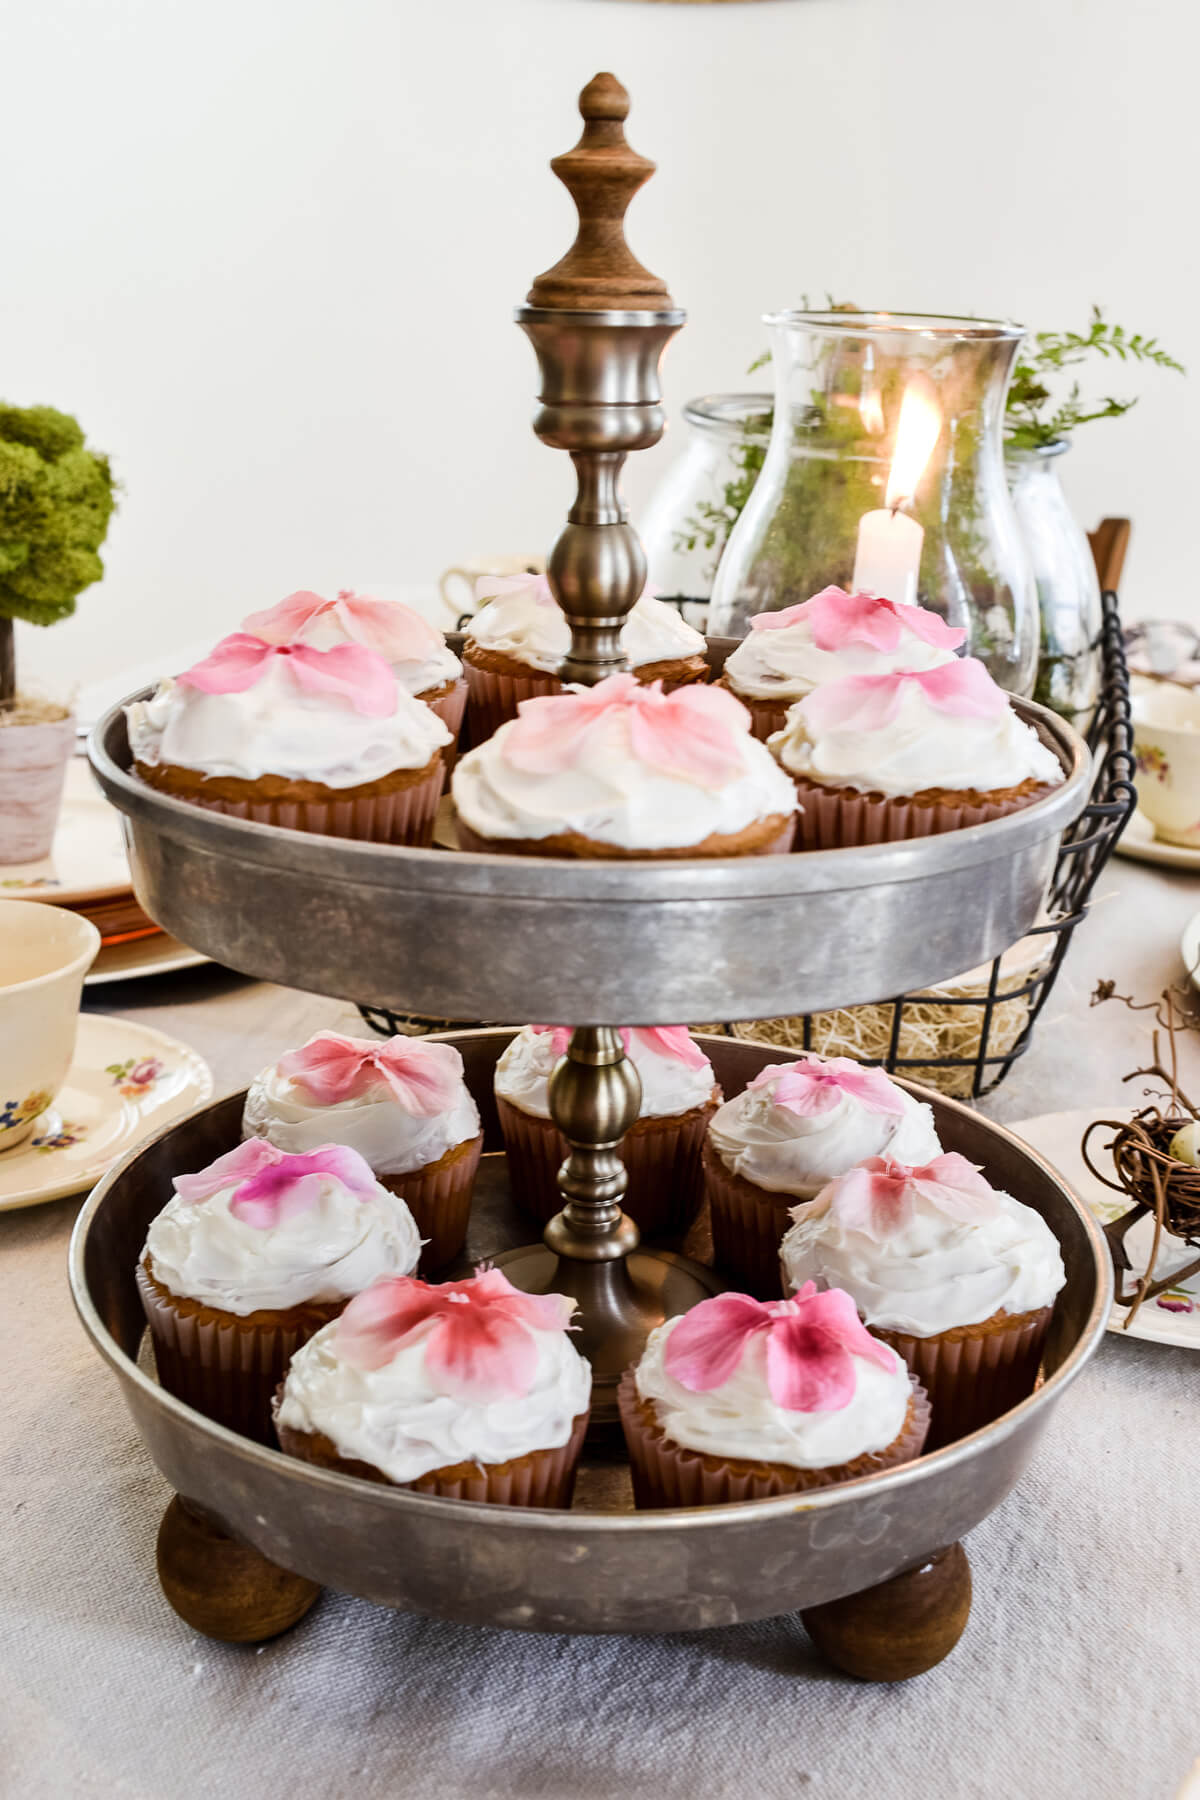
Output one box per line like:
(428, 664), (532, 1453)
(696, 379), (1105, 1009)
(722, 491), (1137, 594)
(852, 378), (943, 604)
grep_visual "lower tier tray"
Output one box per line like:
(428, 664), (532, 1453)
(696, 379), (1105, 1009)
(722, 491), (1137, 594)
(70, 1031), (1110, 1654)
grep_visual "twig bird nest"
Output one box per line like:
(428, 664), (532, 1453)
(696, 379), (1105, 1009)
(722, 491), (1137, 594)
(1083, 1109), (1200, 1244)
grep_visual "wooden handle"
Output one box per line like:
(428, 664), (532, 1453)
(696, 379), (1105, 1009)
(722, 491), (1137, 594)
(527, 73), (675, 312)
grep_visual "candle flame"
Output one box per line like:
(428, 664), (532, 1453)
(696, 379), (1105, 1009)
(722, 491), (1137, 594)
(885, 379), (942, 511)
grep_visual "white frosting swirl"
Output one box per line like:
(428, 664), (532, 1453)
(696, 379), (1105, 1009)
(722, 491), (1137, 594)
(495, 1027), (716, 1122)
(143, 1170), (422, 1315)
(275, 1309), (592, 1481)
(708, 1065), (941, 1198)
(769, 681), (1064, 799)
(293, 608), (462, 698)
(635, 1311), (912, 1469)
(126, 665), (451, 787)
(780, 1180), (1066, 1336)
(724, 614), (957, 701)
(466, 589), (706, 675)
(243, 1059), (480, 1177)
(452, 708), (796, 851)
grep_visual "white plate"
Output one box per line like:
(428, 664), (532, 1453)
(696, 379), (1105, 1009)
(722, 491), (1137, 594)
(0, 1014), (213, 1211)
(1114, 808), (1200, 872)
(85, 933), (210, 987)
(1182, 910), (1200, 992)
(1013, 1107), (1200, 1349)
(0, 759), (132, 903)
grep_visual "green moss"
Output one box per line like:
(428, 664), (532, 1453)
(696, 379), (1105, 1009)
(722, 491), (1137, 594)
(0, 405), (116, 627)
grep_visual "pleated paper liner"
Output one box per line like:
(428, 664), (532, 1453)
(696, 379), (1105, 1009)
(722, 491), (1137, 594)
(789, 773), (1060, 851)
(702, 1140), (796, 1298)
(136, 1260), (343, 1445)
(617, 1371), (932, 1508)
(873, 1304), (1054, 1450)
(420, 677), (468, 783)
(275, 1406), (590, 1507)
(135, 758), (444, 845)
(379, 1132), (484, 1272)
(497, 1094), (717, 1237)
(715, 677), (792, 743)
(463, 661), (560, 743)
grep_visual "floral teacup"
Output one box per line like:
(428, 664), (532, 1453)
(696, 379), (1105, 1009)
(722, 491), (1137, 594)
(1132, 684), (1200, 848)
(0, 900), (100, 1151)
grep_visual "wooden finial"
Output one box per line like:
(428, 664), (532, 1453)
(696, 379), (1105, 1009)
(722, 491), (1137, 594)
(527, 73), (674, 311)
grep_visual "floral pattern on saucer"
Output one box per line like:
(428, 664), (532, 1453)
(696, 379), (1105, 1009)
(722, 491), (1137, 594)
(0, 1090), (53, 1132)
(106, 1056), (166, 1099)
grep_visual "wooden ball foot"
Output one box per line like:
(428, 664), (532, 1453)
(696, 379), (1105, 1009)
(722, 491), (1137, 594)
(800, 1543), (971, 1682)
(156, 1496), (321, 1643)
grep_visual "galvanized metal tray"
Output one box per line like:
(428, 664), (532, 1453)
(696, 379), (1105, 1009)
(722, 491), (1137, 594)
(87, 649), (1090, 1024)
(69, 1031), (1110, 1638)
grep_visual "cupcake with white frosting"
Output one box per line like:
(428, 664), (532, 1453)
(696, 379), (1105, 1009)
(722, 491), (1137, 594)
(780, 1152), (1066, 1446)
(275, 1268), (591, 1506)
(721, 586), (965, 740)
(452, 671), (796, 859)
(703, 1055), (941, 1296)
(495, 1026), (721, 1236)
(136, 1139), (422, 1443)
(243, 1032), (483, 1271)
(768, 657), (1064, 850)
(462, 571), (709, 741)
(243, 588), (467, 744)
(127, 631), (452, 844)
(618, 1284), (930, 1507)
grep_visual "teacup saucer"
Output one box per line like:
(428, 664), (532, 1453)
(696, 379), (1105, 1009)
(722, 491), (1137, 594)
(1114, 808), (1200, 872)
(0, 1015), (212, 1211)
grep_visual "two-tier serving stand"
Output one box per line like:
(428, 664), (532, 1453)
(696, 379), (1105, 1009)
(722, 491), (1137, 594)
(72, 76), (1112, 1682)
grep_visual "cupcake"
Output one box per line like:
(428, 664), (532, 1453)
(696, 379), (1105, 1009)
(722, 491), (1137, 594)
(136, 1139), (422, 1443)
(618, 1284), (930, 1507)
(780, 1151), (1066, 1447)
(495, 1025), (721, 1236)
(462, 571), (709, 740)
(768, 657), (1065, 850)
(452, 672), (797, 859)
(126, 631), (452, 843)
(243, 1031), (483, 1271)
(243, 588), (467, 743)
(703, 1055), (941, 1297)
(274, 1268), (591, 1506)
(721, 586), (965, 740)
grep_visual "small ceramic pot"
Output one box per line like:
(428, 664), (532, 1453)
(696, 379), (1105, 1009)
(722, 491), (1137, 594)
(1132, 685), (1200, 847)
(0, 712), (76, 864)
(0, 900), (100, 1151)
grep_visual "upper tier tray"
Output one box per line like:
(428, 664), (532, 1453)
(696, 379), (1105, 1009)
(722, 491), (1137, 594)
(88, 658), (1089, 1024)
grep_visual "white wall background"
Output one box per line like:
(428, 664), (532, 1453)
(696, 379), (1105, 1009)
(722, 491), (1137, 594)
(6, 0), (1198, 701)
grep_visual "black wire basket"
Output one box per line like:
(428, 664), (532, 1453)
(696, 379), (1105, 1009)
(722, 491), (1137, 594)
(360, 593), (1134, 1100)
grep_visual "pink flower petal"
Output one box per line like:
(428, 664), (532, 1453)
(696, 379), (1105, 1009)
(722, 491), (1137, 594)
(630, 1027), (709, 1070)
(826, 1159), (917, 1237)
(242, 591), (328, 644)
(286, 643), (397, 717)
(503, 674), (748, 791)
(663, 1293), (772, 1391)
(229, 1144), (379, 1226)
(332, 590), (441, 664)
(173, 1137), (284, 1202)
(337, 1277), (447, 1370)
(177, 634), (276, 695)
(802, 659), (1005, 736)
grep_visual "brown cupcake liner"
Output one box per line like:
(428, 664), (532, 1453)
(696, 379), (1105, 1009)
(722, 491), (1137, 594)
(617, 1369), (931, 1508)
(379, 1132), (483, 1271)
(464, 662), (561, 743)
(276, 1405), (590, 1508)
(136, 1260), (343, 1445)
(497, 1095), (718, 1238)
(419, 677), (468, 784)
(789, 773), (1057, 851)
(143, 761), (445, 845)
(873, 1305), (1054, 1449)
(716, 676), (793, 743)
(703, 1139), (795, 1298)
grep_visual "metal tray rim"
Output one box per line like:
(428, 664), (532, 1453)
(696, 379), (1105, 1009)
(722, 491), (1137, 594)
(89, 693), (1091, 905)
(68, 1031), (1113, 1536)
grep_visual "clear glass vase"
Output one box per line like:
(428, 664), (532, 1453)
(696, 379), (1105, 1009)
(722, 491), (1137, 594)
(1005, 440), (1103, 729)
(708, 312), (1039, 694)
(640, 394), (773, 623)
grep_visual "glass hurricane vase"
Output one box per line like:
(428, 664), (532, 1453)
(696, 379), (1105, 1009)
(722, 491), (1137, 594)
(708, 312), (1039, 694)
(1005, 439), (1103, 729)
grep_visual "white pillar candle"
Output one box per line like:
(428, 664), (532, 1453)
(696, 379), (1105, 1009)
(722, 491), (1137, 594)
(852, 508), (924, 606)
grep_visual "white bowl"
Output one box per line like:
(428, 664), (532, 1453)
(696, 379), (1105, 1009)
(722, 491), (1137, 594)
(0, 900), (101, 1152)
(1132, 684), (1200, 847)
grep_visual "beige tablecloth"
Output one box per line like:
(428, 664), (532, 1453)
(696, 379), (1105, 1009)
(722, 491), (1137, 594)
(2, 855), (1198, 1800)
